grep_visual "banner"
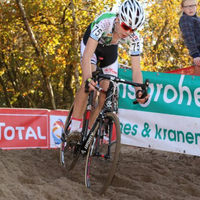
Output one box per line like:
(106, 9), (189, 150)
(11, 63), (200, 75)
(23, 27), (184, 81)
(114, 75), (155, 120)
(0, 108), (67, 149)
(1, 69), (200, 156)
(118, 68), (200, 156)
(166, 66), (200, 76)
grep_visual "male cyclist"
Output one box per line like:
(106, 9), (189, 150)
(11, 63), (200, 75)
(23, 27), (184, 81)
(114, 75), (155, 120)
(68, 0), (149, 142)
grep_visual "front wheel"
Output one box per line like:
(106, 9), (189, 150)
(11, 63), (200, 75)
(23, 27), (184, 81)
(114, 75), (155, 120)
(85, 112), (121, 194)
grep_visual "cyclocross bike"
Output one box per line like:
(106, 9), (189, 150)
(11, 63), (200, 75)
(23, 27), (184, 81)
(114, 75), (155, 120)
(60, 68), (149, 194)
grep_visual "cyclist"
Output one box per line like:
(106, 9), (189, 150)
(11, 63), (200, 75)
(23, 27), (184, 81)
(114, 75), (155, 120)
(67, 0), (149, 142)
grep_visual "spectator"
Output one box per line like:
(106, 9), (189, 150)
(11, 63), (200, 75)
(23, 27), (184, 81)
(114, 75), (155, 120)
(179, 0), (200, 67)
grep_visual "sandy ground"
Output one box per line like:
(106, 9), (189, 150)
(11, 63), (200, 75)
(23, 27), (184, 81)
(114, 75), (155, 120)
(0, 145), (200, 200)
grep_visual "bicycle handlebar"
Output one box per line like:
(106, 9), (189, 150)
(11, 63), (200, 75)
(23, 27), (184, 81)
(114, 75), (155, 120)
(92, 69), (148, 87)
(92, 69), (149, 104)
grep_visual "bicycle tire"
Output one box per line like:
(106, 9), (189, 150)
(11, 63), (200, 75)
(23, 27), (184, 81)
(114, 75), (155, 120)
(85, 112), (121, 194)
(60, 104), (80, 170)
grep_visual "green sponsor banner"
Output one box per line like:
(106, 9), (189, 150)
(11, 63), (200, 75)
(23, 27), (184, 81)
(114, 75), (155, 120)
(118, 68), (200, 118)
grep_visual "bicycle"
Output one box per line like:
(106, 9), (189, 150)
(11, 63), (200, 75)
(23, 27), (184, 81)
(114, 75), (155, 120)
(60, 68), (149, 194)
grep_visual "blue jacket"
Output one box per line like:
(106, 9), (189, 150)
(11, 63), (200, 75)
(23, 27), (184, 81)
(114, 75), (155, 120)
(179, 12), (200, 58)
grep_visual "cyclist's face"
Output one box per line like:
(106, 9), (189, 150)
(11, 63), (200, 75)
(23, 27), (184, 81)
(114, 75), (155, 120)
(116, 18), (134, 38)
(182, 0), (197, 16)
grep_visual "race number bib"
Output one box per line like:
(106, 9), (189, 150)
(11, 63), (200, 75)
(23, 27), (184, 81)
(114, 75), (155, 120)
(91, 24), (103, 38)
(131, 41), (140, 52)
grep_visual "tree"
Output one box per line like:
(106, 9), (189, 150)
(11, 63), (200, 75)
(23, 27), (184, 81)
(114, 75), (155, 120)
(140, 0), (199, 72)
(0, 0), (197, 109)
(0, 0), (116, 109)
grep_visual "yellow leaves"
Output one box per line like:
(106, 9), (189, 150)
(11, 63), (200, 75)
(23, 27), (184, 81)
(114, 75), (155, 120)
(57, 49), (62, 54)
(0, 68), (5, 77)
(0, 0), (106, 107)
(54, 56), (67, 67)
(52, 38), (59, 45)
(140, 0), (190, 72)
(183, 48), (189, 54)
(121, 51), (129, 61)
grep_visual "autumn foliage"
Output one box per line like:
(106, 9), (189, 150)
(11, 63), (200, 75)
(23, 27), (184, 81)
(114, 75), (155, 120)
(0, 0), (198, 109)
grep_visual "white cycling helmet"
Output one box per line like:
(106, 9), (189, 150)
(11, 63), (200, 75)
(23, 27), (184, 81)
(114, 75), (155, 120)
(119, 0), (145, 30)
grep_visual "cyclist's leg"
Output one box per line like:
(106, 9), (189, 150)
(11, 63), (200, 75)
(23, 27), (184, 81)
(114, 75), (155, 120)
(88, 58), (119, 128)
(68, 39), (97, 140)
(70, 63), (96, 126)
(88, 80), (108, 127)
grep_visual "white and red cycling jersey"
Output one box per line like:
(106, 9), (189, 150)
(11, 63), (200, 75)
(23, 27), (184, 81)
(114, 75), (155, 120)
(80, 12), (142, 76)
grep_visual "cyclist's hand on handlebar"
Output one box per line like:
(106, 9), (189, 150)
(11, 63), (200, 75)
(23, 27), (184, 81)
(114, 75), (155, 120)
(135, 90), (150, 104)
(133, 79), (150, 104)
(85, 78), (98, 93)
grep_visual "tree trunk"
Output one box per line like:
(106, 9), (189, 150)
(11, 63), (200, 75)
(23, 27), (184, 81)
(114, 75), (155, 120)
(16, 0), (56, 109)
(0, 76), (12, 107)
(70, 0), (80, 92)
(63, 65), (74, 109)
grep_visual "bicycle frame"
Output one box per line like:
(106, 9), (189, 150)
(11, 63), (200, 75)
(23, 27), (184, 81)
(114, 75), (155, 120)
(77, 77), (118, 155)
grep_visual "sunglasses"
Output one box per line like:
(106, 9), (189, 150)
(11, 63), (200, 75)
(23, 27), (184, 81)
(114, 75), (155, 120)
(183, 4), (197, 9)
(120, 22), (135, 32)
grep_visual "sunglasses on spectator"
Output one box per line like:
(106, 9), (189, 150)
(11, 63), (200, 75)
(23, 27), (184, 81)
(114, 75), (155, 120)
(120, 22), (136, 32)
(183, 4), (197, 9)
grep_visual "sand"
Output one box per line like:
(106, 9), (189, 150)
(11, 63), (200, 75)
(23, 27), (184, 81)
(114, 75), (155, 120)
(0, 145), (200, 200)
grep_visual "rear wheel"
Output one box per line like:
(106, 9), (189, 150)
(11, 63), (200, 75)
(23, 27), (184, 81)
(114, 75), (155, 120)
(60, 104), (80, 170)
(85, 112), (121, 194)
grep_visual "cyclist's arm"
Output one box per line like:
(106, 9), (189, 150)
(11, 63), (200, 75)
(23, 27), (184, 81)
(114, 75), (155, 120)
(129, 34), (143, 86)
(82, 37), (98, 82)
(131, 55), (143, 86)
(131, 55), (148, 104)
